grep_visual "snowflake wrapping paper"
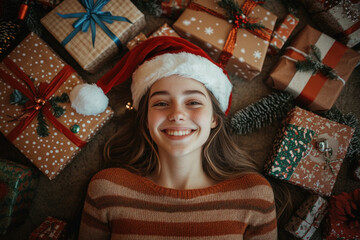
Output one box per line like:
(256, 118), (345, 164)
(266, 25), (360, 112)
(0, 159), (39, 235)
(267, 13), (299, 56)
(0, 33), (113, 180)
(264, 107), (355, 196)
(40, 0), (146, 73)
(301, 0), (360, 48)
(149, 23), (181, 38)
(29, 216), (67, 240)
(173, 0), (277, 80)
(284, 195), (328, 240)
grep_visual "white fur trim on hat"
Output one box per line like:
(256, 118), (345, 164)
(131, 52), (232, 112)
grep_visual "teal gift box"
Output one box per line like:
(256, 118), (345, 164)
(0, 159), (39, 235)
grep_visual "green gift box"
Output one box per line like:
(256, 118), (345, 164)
(0, 159), (39, 235)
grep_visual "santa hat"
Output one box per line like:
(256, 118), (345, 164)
(69, 36), (233, 115)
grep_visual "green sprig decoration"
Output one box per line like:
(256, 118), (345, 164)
(231, 91), (295, 135)
(218, 0), (265, 30)
(37, 110), (49, 137)
(131, 0), (163, 17)
(49, 93), (69, 118)
(295, 45), (339, 80)
(320, 107), (360, 161)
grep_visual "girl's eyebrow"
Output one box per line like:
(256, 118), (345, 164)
(150, 90), (207, 98)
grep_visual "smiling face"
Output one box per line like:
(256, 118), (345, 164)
(147, 75), (217, 160)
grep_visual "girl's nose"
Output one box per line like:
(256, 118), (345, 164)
(168, 104), (186, 122)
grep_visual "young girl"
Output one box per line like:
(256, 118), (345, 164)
(78, 36), (277, 239)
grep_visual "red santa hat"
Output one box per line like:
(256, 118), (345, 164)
(69, 36), (233, 115)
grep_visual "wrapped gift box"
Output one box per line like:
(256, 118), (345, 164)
(324, 188), (360, 239)
(0, 33), (113, 180)
(35, 0), (63, 8)
(149, 23), (180, 38)
(173, 0), (277, 80)
(0, 159), (39, 235)
(266, 25), (360, 112)
(41, 0), (146, 73)
(285, 195), (328, 239)
(264, 107), (355, 196)
(301, 0), (360, 48)
(29, 216), (67, 240)
(267, 13), (299, 55)
(126, 23), (180, 51)
(126, 32), (147, 51)
(161, 0), (191, 18)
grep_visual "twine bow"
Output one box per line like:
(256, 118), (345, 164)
(316, 138), (340, 175)
(57, 0), (132, 48)
(0, 57), (86, 148)
(283, 45), (345, 85)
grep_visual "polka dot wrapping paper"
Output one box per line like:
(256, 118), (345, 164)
(264, 107), (355, 196)
(40, 0), (146, 74)
(173, 0), (277, 81)
(0, 33), (114, 180)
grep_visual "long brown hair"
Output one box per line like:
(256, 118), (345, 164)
(104, 87), (259, 180)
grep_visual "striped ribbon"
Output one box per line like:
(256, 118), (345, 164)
(281, 33), (347, 106)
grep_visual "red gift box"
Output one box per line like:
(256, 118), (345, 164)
(267, 14), (299, 55)
(29, 216), (67, 240)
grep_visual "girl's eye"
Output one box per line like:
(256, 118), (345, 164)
(153, 102), (168, 107)
(187, 101), (202, 106)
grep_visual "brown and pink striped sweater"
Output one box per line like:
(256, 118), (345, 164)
(78, 168), (277, 240)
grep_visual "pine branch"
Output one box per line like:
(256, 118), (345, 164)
(37, 110), (49, 137)
(231, 91), (295, 135)
(320, 107), (360, 161)
(49, 93), (69, 118)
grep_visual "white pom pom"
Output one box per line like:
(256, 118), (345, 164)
(69, 83), (109, 115)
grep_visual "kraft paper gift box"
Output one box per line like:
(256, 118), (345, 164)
(0, 159), (39, 235)
(29, 216), (67, 240)
(264, 107), (355, 196)
(149, 23), (181, 38)
(285, 195), (328, 240)
(41, 0), (146, 73)
(301, 0), (360, 48)
(0, 33), (113, 180)
(127, 23), (180, 50)
(266, 25), (360, 112)
(267, 13), (299, 56)
(173, 0), (277, 80)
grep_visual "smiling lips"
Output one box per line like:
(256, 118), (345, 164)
(164, 129), (193, 137)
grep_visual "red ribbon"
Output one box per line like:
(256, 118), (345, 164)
(0, 57), (86, 148)
(188, 0), (272, 67)
(284, 41), (347, 106)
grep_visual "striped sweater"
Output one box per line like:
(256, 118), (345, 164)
(78, 168), (277, 240)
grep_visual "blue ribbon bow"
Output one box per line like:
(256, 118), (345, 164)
(57, 0), (132, 48)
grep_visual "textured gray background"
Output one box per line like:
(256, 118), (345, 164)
(1, 0), (360, 239)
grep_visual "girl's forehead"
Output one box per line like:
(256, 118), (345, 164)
(150, 75), (208, 93)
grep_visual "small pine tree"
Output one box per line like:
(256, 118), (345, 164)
(230, 91), (295, 135)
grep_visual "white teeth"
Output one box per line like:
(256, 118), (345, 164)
(166, 129), (192, 136)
